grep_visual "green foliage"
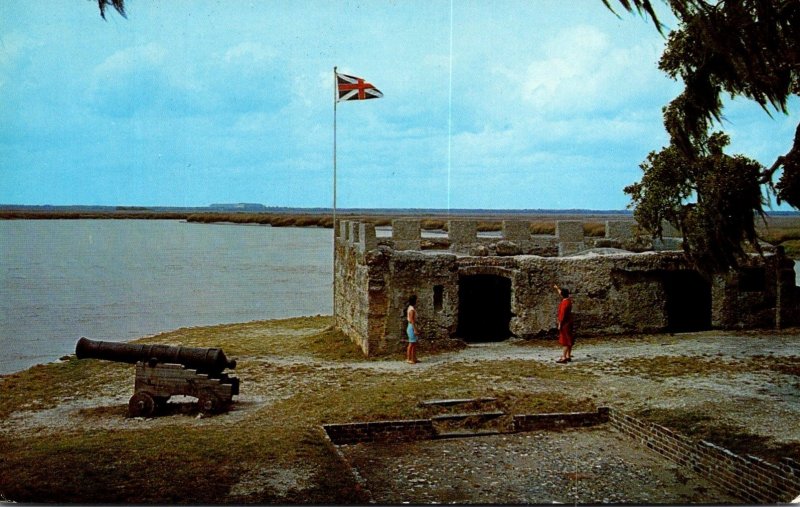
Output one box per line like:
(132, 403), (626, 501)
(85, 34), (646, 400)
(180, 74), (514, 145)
(615, 0), (800, 273)
(99, 0), (126, 19)
(626, 132), (766, 273)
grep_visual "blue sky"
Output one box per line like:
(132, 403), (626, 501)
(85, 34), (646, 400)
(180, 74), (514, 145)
(1, 1), (797, 210)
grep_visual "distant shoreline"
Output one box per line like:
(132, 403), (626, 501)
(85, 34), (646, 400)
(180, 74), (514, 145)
(0, 208), (641, 232)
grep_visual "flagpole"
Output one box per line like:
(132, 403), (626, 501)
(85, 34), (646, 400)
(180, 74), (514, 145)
(332, 66), (338, 318)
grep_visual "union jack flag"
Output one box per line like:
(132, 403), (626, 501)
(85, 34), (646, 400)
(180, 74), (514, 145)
(336, 72), (383, 102)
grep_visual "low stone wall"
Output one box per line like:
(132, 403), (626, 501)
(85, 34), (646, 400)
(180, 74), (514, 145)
(609, 410), (800, 503)
(323, 419), (436, 445)
(513, 407), (609, 431)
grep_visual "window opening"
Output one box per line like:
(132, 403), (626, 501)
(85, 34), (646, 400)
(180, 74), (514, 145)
(433, 285), (444, 313)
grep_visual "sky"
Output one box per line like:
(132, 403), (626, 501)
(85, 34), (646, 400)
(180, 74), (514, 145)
(1, 1), (798, 210)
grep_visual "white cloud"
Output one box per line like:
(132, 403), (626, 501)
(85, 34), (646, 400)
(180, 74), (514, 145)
(87, 43), (198, 117)
(222, 42), (277, 65)
(92, 43), (168, 78)
(488, 24), (667, 117)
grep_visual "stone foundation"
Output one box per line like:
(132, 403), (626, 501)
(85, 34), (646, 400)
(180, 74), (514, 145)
(323, 408), (800, 503)
(609, 410), (800, 503)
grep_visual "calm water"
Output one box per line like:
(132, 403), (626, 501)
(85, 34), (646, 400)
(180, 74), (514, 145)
(0, 220), (332, 374)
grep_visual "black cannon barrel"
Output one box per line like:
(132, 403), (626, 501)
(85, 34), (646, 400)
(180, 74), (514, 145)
(75, 337), (236, 373)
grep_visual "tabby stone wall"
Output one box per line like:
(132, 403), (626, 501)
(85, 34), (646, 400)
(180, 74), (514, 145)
(334, 218), (797, 356)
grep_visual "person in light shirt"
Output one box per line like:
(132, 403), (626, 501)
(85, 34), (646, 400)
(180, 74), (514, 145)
(405, 295), (420, 364)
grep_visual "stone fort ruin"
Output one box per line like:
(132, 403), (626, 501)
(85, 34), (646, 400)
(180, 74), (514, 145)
(334, 219), (799, 355)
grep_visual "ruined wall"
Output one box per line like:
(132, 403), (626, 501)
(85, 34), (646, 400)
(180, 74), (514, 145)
(711, 250), (799, 329)
(385, 250), (459, 347)
(334, 221), (389, 355)
(456, 252), (680, 339)
(334, 218), (798, 355)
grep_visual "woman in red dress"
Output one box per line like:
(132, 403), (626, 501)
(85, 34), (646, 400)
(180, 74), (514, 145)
(553, 284), (574, 363)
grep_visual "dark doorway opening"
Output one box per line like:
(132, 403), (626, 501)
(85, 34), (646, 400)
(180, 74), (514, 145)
(457, 274), (512, 342)
(663, 270), (712, 332)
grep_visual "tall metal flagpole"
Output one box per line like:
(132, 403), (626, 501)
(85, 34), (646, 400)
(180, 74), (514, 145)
(333, 66), (338, 233)
(332, 66), (338, 317)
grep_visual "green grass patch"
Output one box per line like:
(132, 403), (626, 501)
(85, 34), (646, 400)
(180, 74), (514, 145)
(608, 355), (748, 379)
(0, 359), (128, 418)
(132, 316), (363, 360)
(607, 353), (800, 381)
(0, 421), (366, 504)
(0, 348), (594, 503)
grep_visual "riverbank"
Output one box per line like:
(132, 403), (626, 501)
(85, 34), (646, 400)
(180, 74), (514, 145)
(1, 316), (798, 503)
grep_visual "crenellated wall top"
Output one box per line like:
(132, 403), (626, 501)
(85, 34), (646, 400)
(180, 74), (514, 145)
(337, 218), (641, 256)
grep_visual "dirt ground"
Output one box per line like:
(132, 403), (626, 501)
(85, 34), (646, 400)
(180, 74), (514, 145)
(1, 325), (799, 503)
(340, 427), (741, 504)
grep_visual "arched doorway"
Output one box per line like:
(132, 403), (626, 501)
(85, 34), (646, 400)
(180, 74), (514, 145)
(457, 274), (512, 342)
(663, 270), (712, 332)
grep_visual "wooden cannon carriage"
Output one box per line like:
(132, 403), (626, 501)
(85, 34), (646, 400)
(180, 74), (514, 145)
(75, 337), (240, 417)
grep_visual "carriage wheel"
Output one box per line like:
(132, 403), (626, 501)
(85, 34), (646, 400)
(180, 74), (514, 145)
(197, 391), (223, 415)
(128, 392), (156, 418)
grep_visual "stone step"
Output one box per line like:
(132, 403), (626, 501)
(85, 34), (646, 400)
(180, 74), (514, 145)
(431, 411), (505, 422)
(419, 397), (497, 408)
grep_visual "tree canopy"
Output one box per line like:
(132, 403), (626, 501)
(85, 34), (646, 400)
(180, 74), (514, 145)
(98, 0), (125, 20)
(609, 0), (799, 273)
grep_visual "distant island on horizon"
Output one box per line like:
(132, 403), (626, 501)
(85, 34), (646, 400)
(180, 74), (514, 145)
(0, 203), (640, 215)
(2, 203), (799, 216)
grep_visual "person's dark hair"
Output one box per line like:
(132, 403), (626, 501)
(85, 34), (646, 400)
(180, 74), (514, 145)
(408, 295), (417, 306)
(560, 288), (570, 298)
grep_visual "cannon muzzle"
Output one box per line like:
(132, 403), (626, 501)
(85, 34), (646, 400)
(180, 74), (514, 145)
(75, 337), (236, 373)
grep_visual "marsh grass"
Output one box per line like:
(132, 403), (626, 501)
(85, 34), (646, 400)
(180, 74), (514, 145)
(756, 217), (800, 256)
(6, 209), (797, 257)
(530, 221), (556, 235)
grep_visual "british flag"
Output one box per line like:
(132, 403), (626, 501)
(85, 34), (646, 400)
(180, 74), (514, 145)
(336, 72), (383, 102)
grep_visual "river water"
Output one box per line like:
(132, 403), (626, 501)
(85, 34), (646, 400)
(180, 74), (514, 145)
(0, 220), (332, 374)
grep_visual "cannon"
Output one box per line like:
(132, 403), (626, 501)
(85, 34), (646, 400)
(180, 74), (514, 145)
(75, 337), (240, 417)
